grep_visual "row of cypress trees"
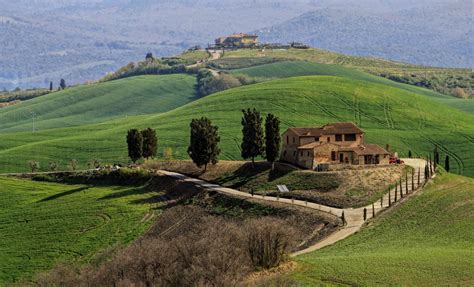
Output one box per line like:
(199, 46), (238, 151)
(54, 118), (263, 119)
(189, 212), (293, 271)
(187, 108), (281, 170)
(126, 109), (281, 170)
(126, 128), (158, 163)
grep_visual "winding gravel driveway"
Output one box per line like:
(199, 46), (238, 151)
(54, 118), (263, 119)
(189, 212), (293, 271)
(158, 158), (431, 256)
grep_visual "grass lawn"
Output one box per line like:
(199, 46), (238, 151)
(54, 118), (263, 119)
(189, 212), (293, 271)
(291, 172), (474, 286)
(0, 74), (197, 132)
(0, 176), (160, 284)
(0, 75), (472, 177)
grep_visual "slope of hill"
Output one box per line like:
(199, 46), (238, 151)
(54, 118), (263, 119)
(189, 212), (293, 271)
(0, 76), (472, 177)
(257, 1), (473, 69)
(219, 49), (473, 98)
(291, 172), (474, 285)
(0, 74), (197, 132)
(230, 61), (474, 112)
(0, 175), (157, 283)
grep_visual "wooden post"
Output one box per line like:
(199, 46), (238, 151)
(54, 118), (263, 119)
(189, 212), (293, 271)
(394, 184), (398, 202)
(388, 189), (392, 206)
(418, 167), (421, 187)
(399, 179), (403, 198)
(412, 169), (415, 191)
(372, 203), (375, 218)
(341, 211), (346, 226)
(363, 208), (367, 221)
(405, 173), (408, 194)
(380, 196), (383, 208)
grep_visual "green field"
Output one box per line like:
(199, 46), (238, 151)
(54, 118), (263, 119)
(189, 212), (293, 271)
(231, 61), (473, 112)
(0, 175), (158, 284)
(0, 76), (472, 177)
(291, 172), (474, 286)
(0, 74), (197, 132)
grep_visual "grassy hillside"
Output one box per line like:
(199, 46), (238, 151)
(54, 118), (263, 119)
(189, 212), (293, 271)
(0, 175), (158, 284)
(0, 76), (472, 177)
(291, 172), (474, 286)
(231, 61), (473, 112)
(218, 48), (473, 98)
(0, 74), (197, 132)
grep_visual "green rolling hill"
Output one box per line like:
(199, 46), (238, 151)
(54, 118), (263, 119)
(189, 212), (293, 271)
(291, 172), (474, 286)
(0, 76), (472, 177)
(0, 175), (158, 284)
(0, 74), (197, 132)
(230, 61), (474, 112)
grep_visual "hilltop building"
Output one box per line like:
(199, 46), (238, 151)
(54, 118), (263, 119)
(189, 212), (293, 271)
(214, 33), (259, 48)
(281, 122), (390, 170)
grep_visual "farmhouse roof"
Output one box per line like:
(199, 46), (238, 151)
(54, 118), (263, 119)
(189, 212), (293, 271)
(341, 144), (390, 155)
(228, 33), (258, 38)
(288, 122), (363, 137)
(298, 142), (339, 150)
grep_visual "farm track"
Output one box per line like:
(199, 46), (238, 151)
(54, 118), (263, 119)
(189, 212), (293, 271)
(378, 100), (395, 129)
(158, 159), (430, 256)
(302, 94), (341, 121)
(424, 137), (465, 175)
(79, 213), (111, 234)
(415, 100), (426, 130)
(330, 91), (384, 127)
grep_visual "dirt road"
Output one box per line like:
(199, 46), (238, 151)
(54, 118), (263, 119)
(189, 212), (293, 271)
(158, 158), (431, 256)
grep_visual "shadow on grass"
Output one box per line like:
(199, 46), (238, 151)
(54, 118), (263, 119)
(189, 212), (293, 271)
(214, 162), (295, 189)
(38, 186), (90, 202)
(99, 186), (151, 200)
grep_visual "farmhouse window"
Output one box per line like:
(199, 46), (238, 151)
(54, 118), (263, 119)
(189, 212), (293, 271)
(331, 151), (336, 161)
(293, 137), (295, 143)
(300, 151), (303, 156)
(327, 137), (330, 142)
(345, 133), (357, 141)
(286, 136), (289, 144)
(315, 137), (319, 141)
(307, 151), (310, 156)
(335, 134), (343, 141)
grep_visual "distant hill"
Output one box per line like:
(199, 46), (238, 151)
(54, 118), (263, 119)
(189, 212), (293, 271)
(0, 0), (314, 90)
(257, 0), (473, 68)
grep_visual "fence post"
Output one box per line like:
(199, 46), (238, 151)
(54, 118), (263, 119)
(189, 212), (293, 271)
(418, 167), (420, 187)
(412, 169), (415, 191)
(405, 173), (408, 194)
(363, 208), (367, 221)
(394, 184), (398, 202)
(372, 203), (375, 218)
(399, 179), (403, 198)
(389, 189), (392, 206)
(380, 196), (383, 208)
(341, 211), (346, 226)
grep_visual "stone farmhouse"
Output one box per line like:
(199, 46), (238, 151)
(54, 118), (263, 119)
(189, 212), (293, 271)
(215, 33), (258, 48)
(281, 122), (390, 170)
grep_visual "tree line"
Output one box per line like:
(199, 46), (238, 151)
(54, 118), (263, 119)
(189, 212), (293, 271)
(126, 108), (281, 170)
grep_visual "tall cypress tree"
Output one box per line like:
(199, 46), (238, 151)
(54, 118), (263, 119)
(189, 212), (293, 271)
(59, 79), (66, 90)
(445, 155), (450, 172)
(187, 117), (220, 170)
(265, 113), (281, 170)
(126, 129), (143, 163)
(434, 145), (440, 165)
(241, 108), (264, 165)
(141, 128), (158, 160)
(49, 81), (53, 91)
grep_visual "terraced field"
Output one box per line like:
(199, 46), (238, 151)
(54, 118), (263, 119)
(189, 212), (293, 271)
(291, 172), (474, 286)
(0, 74), (197, 132)
(0, 76), (472, 177)
(0, 176), (159, 284)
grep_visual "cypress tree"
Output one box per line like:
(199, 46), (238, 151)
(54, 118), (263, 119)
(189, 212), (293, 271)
(126, 129), (143, 163)
(187, 117), (221, 171)
(434, 145), (440, 165)
(408, 150), (412, 158)
(241, 108), (264, 165)
(49, 81), (53, 91)
(264, 113), (281, 170)
(141, 128), (158, 159)
(59, 79), (66, 90)
(445, 155), (450, 172)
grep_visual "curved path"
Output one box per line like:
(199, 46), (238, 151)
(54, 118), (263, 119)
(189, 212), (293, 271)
(158, 158), (432, 256)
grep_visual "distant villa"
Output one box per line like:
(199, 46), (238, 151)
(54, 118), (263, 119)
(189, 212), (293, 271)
(214, 33), (259, 48)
